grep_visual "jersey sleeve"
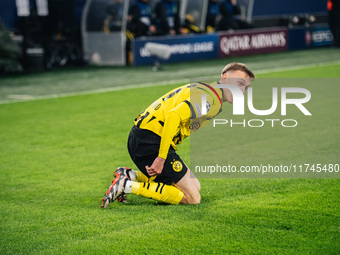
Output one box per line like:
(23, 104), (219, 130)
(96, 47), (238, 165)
(158, 101), (190, 159)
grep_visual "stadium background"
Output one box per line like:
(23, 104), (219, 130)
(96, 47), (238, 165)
(0, 0), (334, 70)
(0, 1), (339, 254)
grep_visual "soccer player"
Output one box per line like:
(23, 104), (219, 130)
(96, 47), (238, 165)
(101, 63), (255, 208)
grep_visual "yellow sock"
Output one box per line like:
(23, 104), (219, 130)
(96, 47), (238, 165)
(131, 182), (183, 205)
(136, 171), (156, 183)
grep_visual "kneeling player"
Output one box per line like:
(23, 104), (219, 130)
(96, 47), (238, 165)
(101, 62), (255, 207)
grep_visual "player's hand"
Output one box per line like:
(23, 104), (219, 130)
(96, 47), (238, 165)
(146, 157), (165, 176)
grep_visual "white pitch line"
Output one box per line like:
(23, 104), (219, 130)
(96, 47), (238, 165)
(1, 60), (340, 105)
(0, 78), (191, 105)
(253, 60), (340, 74)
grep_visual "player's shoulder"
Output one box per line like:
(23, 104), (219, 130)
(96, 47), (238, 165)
(165, 82), (221, 101)
(190, 81), (221, 95)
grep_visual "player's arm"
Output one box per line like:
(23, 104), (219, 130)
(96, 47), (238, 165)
(146, 101), (191, 176)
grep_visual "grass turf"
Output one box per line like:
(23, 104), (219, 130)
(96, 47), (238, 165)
(0, 51), (339, 254)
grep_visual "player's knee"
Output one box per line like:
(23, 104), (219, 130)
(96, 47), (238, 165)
(193, 193), (201, 204)
(182, 192), (201, 204)
(188, 193), (201, 204)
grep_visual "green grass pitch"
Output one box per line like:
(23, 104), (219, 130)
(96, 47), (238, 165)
(0, 48), (339, 254)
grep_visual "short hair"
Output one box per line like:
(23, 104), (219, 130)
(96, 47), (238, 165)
(221, 62), (255, 80)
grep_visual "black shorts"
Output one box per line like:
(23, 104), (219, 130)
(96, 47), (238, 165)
(127, 126), (187, 185)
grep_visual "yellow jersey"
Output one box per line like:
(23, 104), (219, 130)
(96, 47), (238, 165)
(134, 82), (223, 159)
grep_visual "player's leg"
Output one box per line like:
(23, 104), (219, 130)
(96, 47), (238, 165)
(101, 166), (198, 207)
(128, 152), (201, 205)
(131, 152), (201, 205)
(101, 126), (191, 206)
(114, 167), (155, 183)
(101, 167), (160, 208)
(113, 167), (155, 203)
(104, 166), (184, 206)
(124, 180), (184, 205)
(173, 168), (201, 205)
(115, 166), (201, 206)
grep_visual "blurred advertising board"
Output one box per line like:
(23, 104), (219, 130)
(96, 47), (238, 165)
(218, 27), (288, 58)
(133, 34), (218, 66)
(289, 24), (333, 50)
